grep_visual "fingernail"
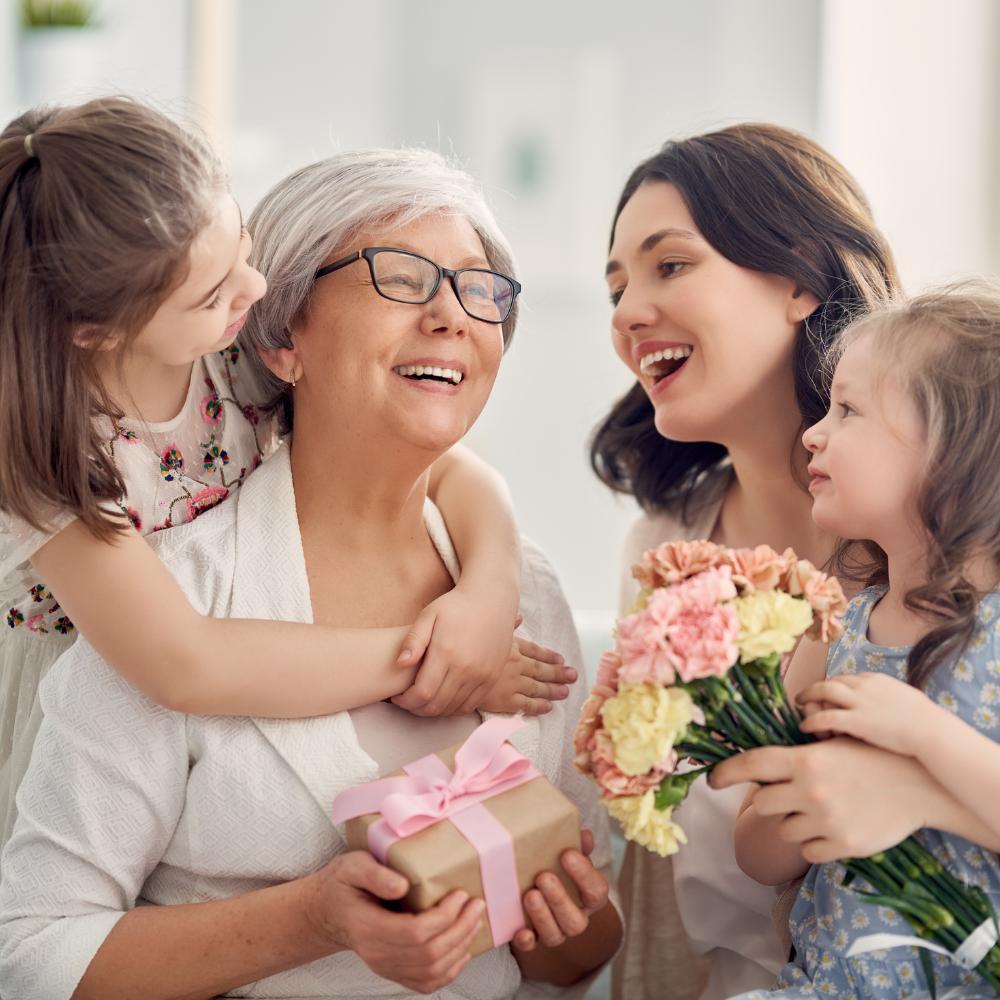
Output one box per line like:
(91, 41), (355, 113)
(454, 891), (469, 905)
(470, 899), (486, 917)
(565, 668), (577, 681)
(398, 649), (412, 663)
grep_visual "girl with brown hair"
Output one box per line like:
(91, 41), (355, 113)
(0, 98), (573, 852)
(723, 283), (1000, 998)
(593, 123), (899, 998)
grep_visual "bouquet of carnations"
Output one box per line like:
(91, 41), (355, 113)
(575, 540), (1000, 996)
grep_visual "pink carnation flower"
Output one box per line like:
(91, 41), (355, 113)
(723, 544), (789, 592)
(632, 539), (725, 590)
(616, 566), (739, 684)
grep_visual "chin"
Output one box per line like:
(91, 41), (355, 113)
(652, 406), (723, 445)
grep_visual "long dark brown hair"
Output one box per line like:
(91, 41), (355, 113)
(0, 96), (224, 541)
(832, 284), (1000, 688)
(590, 123), (899, 521)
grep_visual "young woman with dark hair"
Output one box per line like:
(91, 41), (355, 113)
(593, 123), (899, 1000)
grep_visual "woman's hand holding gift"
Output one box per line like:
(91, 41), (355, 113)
(510, 828), (622, 987)
(301, 850), (486, 995)
(797, 671), (943, 756)
(511, 829), (609, 952)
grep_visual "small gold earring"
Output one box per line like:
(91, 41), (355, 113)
(289, 369), (297, 389)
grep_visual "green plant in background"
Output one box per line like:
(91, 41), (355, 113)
(21, 0), (97, 28)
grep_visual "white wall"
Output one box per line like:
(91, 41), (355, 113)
(818, 0), (1000, 290)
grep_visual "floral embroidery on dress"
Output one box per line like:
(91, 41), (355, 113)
(159, 445), (185, 482)
(201, 377), (223, 425)
(6, 608), (24, 628)
(185, 486), (229, 521)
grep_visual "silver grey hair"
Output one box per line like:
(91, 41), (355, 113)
(239, 148), (518, 433)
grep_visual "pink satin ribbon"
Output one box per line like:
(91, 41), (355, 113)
(331, 717), (539, 947)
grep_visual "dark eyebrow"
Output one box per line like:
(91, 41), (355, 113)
(605, 227), (697, 277)
(190, 204), (246, 309)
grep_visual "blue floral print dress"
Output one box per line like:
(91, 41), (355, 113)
(730, 584), (1000, 1000)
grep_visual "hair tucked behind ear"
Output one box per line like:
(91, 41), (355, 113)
(0, 96), (225, 541)
(590, 123), (899, 522)
(832, 283), (1000, 688)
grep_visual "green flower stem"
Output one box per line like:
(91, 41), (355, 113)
(730, 666), (794, 744)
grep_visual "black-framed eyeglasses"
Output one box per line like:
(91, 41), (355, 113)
(314, 247), (521, 325)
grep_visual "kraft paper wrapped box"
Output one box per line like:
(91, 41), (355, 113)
(332, 717), (581, 957)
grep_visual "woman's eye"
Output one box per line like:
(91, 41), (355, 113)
(383, 274), (423, 290)
(608, 288), (624, 307)
(205, 290), (224, 310)
(658, 261), (687, 277)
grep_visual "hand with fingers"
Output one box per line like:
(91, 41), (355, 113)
(797, 671), (942, 756)
(714, 737), (938, 865)
(302, 851), (487, 995)
(476, 635), (577, 716)
(392, 598), (576, 717)
(510, 829), (621, 986)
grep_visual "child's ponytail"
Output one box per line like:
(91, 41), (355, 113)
(0, 97), (226, 541)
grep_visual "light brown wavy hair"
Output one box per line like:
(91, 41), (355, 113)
(831, 282), (1000, 688)
(0, 96), (225, 542)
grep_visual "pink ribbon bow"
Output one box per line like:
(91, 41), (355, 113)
(332, 716), (540, 947)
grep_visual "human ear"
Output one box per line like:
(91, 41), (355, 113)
(257, 335), (302, 385)
(72, 325), (120, 352)
(788, 286), (821, 325)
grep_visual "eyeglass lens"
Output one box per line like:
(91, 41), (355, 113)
(370, 250), (514, 323)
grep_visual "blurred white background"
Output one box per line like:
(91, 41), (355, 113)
(3, 0), (999, 674)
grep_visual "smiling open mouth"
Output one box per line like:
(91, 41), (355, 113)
(639, 346), (692, 384)
(392, 365), (464, 385)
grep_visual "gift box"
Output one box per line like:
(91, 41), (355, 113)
(332, 717), (582, 956)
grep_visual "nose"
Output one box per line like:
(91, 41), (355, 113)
(802, 416), (826, 454)
(235, 262), (267, 311)
(420, 278), (469, 337)
(612, 283), (659, 340)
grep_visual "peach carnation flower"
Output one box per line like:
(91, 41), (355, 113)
(723, 544), (790, 593)
(780, 552), (849, 642)
(632, 539), (725, 590)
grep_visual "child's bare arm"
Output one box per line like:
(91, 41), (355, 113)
(32, 521), (414, 717)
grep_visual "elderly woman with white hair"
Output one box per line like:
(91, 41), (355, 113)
(0, 148), (622, 1000)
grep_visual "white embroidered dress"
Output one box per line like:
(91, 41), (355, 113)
(0, 445), (613, 1000)
(0, 346), (267, 856)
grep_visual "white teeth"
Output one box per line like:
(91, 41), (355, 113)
(639, 345), (693, 373)
(392, 365), (464, 384)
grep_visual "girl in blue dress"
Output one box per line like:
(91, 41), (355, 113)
(725, 284), (1000, 999)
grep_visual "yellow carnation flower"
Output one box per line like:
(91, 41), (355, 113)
(734, 591), (814, 662)
(606, 790), (687, 857)
(600, 683), (693, 776)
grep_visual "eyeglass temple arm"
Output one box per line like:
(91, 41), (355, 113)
(314, 251), (362, 281)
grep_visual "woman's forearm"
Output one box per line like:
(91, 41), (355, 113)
(514, 902), (622, 987)
(733, 801), (810, 886)
(73, 876), (337, 1000)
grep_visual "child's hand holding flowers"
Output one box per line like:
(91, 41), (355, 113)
(797, 672), (944, 756)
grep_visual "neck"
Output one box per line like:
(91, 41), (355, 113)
(716, 421), (832, 568)
(289, 412), (438, 554)
(97, 352), (194, 423)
